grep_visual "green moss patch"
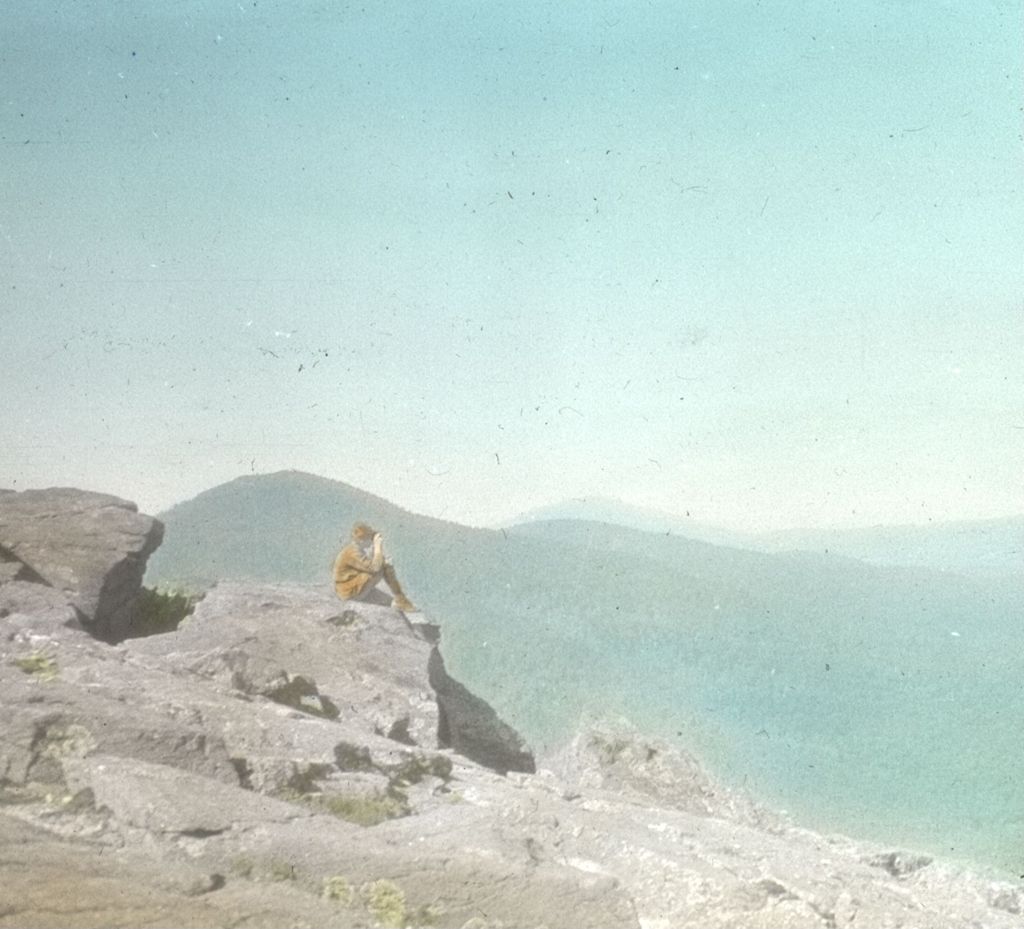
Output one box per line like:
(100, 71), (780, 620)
(12, 652), (58, 681)
(275, 786), (409, 827)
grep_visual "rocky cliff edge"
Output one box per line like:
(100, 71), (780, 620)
(1, 488), (1022, 928)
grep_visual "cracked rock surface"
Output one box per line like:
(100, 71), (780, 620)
(2, 489), (1023, 927)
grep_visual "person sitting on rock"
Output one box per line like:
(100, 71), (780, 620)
(333, 522), (418, 612)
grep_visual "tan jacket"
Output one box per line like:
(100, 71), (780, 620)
(333, 541), (384, 599)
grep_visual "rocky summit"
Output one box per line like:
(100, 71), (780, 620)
(1, 488), (1022, 928)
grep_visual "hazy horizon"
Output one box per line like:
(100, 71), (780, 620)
(59, 465), (1024, 539)
(4, 1), (1022, 533)
(6, 466), (1024, 535)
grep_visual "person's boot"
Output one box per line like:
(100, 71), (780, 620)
(383, 565), (418, 612)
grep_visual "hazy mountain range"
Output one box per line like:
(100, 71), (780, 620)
(145, 469), (1021, 755)
(146, 470), (1024, 867)
(149, 472), (1021, 589)
(508, 497), (1022, 578)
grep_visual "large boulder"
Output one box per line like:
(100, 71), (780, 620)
(0, 488), (163, 641)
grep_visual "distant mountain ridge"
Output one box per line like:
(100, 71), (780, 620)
(502, 497), (761, 548)
(757, 516), (1022, 577)
(147, 470), (1024, 870)
(505, 496), (1022, 578)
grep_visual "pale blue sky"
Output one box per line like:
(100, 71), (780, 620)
(3, 1), (1021, 529)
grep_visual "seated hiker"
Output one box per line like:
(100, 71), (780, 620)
(333, 522), (418, 612)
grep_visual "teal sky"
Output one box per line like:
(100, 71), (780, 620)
(3, 1), (1022, 530)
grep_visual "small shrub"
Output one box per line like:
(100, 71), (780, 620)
(127, 586), (204, 638)
(275, 786), (409, 827)
(12, 652), (58, 681)
(319, 791), (409, 827)
(362, 879), (406, 928)
(322, 875), (353, 904)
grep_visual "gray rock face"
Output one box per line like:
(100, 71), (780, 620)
(0, 814), (368, 929)
(0, 580), (81, 630)
(428, 645), (536, 774)
(3, 496), (1024, 928)
(5, 584), (1022, 928)
(551, 718), (765, 825)
(1, 628), (238, 790)
(0, 488), (163, 640)
(131, 583), (444, 752)
(1, 581), (636, 928)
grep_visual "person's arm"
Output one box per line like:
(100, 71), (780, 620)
(371, 533), (386, 571)
(336, 541), (383, 574)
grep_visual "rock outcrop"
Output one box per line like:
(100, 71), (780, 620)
(550, 718), (765, 826)
(428, 646), (536, 775)
(1, 582), (631, 928)
(2, 487), (1024, 928)
(0, 488), (163, 641)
